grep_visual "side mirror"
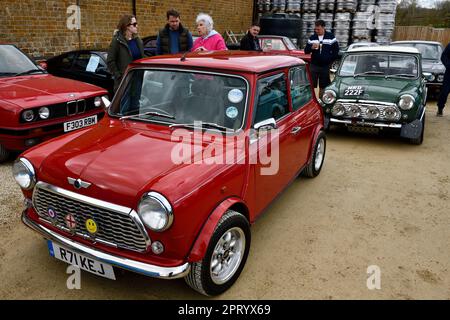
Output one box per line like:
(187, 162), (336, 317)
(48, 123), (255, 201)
(101, 96), (111, 109)
(422, 72), (433, 82)
(254, 118), (277, 131)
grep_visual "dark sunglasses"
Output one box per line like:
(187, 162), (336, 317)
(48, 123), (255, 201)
(128, 22), (138, 27)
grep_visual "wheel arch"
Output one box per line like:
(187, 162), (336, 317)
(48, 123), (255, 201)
(187, 197), (250, 263)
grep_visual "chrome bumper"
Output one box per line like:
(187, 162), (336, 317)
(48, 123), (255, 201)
(330, 118), (402, 128)
(22, 210), (190, 280)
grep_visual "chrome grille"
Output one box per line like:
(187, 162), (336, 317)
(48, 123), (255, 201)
(336, 100), (401, 121)
(32, 183), (149, 253)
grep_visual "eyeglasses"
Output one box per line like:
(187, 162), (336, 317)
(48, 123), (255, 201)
(128, 22), (138, 27)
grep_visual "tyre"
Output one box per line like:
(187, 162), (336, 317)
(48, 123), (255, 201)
(410, 114), (425, 145)
(0, 144), (10, 163)
(302, 131), (326, 178)
(185, 210), (251, 296)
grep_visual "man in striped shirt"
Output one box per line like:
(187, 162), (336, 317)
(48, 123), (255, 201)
(304, 20), (340, 100)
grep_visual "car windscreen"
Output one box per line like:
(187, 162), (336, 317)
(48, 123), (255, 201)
(0, 45), (39, 76)
(110, 69), (248, 130)
(339, 53), (419, 78)
(394, 43), (442, 60)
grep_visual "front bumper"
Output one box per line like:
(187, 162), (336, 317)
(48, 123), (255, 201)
(22, 210), (191, 280)
(327, 107), (425, 140)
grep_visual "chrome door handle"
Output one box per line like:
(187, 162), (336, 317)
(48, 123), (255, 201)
(291, 126), (302, 135)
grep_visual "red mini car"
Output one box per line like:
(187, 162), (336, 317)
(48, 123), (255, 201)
(259, 35), (311, 62)
(15, 51), (326, 296)
(0, 44), (108, 162)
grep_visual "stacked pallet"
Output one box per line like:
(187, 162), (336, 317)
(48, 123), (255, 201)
(256, 0), (398, 48)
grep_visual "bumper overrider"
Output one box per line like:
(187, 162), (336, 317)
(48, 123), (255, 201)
(21, 210), (191, 279)
(326, 107), (426, 140)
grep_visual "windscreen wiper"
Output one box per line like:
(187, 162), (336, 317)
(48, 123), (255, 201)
(14, 69), (45, 76)
(385, 74), (416, 78)
(353, 71), (384, 77)
(170, 122), (229, 131)
(119, 111), (175, 121)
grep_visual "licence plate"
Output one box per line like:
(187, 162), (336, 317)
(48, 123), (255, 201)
(47, 240), (116, 280)
(63, 115), (97, 132)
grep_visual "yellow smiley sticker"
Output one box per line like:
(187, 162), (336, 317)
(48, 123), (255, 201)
(85, 218), (98, 234)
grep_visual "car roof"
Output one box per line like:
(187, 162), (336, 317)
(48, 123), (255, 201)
(259, 35), (288, 39)
(391, 40), (443, 46)
(131, 51), (304, 73)
(348, 45), (420, 54)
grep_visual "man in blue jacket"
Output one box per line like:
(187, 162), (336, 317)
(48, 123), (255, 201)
(437, 42), (450, 116)
(304, 20), (339, 100)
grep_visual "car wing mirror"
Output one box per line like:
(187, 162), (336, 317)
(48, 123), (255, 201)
(101, 96), (111, 109)
(254, 118), (277, 131)
(422, 72), (433, 82)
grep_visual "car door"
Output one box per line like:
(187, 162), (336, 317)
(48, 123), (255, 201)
(250, 71), (303, 214)
(287, 65), (317, 167)
(71, 52), (109, 89)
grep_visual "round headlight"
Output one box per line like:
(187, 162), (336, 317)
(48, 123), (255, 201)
(349, 105), (361, 118)
(94, 97), (102, 107)
(366, 106), (380, 119)
(398, 94), (415, 110)
(384, 106), (400, 121)
(22, 110), (35, 122)
(428, 74), (435, 82)
(12, 158), (36, 190)
(322, 90), (336, 104)
(38, 107), (50, 119)
(437, 74), (444, 82)
(331, 103), (345, 116)
(138, 192), (173, 232)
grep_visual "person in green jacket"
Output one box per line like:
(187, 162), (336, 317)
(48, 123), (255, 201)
(107, 14), (145, 92)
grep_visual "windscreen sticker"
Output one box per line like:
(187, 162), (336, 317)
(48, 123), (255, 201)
(228, 89), (244, 104)
(226, 106), (239, 119)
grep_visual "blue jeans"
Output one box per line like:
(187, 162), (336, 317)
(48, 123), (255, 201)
(437, 70), (450, 111)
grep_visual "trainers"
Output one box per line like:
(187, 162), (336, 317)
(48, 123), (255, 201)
(436, 109), (443, 117)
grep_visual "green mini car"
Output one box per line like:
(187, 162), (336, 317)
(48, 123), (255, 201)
(321, 46), (427, 144)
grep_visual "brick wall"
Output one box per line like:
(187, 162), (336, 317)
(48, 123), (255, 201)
(0, 0), (254, 59)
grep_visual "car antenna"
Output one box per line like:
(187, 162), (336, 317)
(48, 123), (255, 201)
(180, 51), (189, 62)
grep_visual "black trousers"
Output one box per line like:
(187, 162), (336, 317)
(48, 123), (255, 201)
(437, 70), (450, 111)
(310, 63), (331, 89)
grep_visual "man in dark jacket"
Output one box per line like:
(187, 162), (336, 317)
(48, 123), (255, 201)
(304, 20), (339, 100)
(240, 23), (262, 51)
(437, 42), (450, 116)
(156, 9), (193, 55)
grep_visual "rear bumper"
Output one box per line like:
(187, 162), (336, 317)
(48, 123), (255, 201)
(22, 210), (191, 280)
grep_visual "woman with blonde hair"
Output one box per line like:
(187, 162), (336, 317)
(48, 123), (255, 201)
(107, 14), (145, 92)
(191, 13), (227, 52)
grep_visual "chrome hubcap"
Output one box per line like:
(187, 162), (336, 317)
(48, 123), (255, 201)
(314, 138), (325, 171)
(210, 227), (245, 285)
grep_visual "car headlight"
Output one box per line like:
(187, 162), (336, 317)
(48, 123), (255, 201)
(22, 110), (35, 122)
(94, 97), (102, 107)
(38, 107), (50, 119)
(384, 106), (401, 121)
(366, 106), (380, 119)
(12, 158), (36, 190)
(398, 94), (415, 110)
(428, 74), (435, 82)
(331, 103), (345, 116)
(138, 192), (173, 232)
(437, 74), (444, 82)
(322, 90), (336, 104)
